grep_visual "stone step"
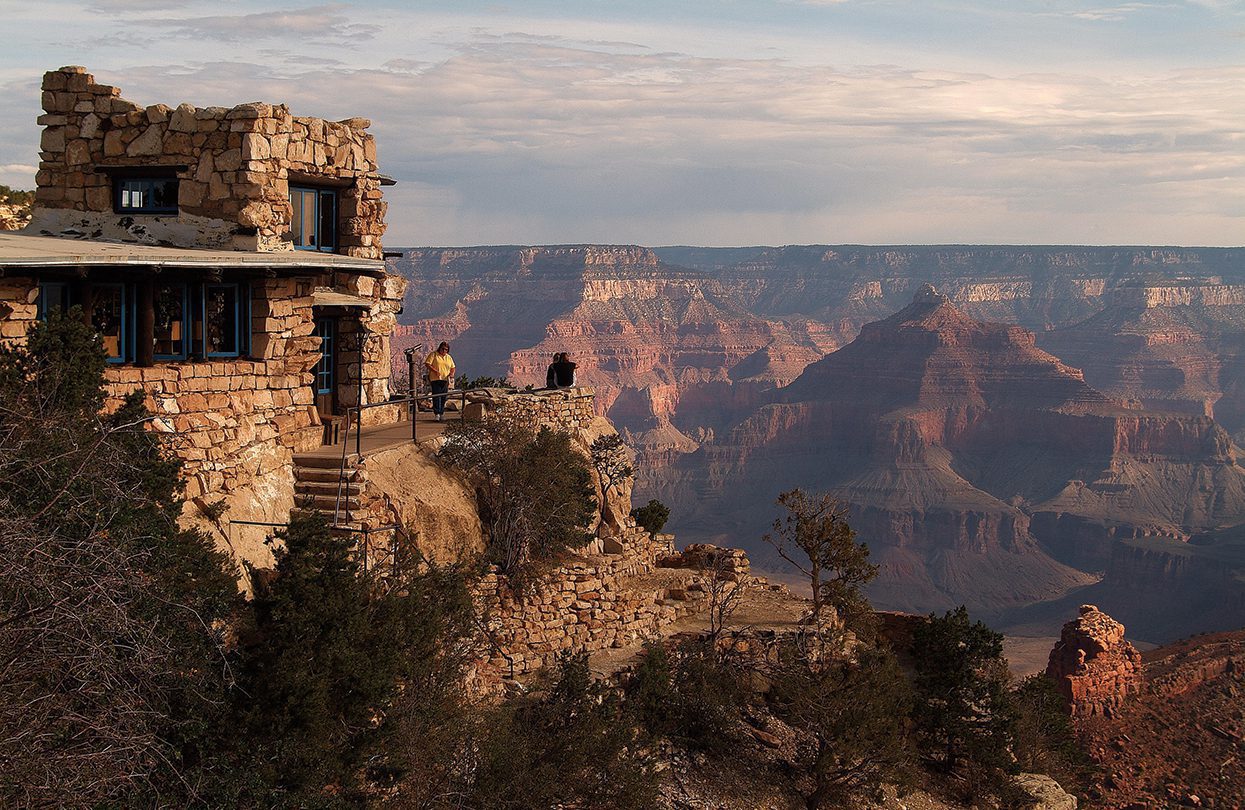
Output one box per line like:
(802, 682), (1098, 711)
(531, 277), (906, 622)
(294, 493), (362, 512)
(292, 453), (359, 469)
(294, 480), (363, 497)
(294, 466), (362, 484)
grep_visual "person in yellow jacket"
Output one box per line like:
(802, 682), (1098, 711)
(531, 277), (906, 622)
(424, 341), (456, 421)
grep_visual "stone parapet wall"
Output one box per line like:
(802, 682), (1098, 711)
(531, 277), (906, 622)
(466, 386), (597, 433)
(475, 527), (711, 680)
(32, 66), (385, 257)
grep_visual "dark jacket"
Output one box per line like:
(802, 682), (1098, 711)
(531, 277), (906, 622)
(553, 361), (576, 387)
(545, 364), (557, 389)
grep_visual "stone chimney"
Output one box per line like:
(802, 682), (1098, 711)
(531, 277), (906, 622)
(1045, 604), (1143, 718)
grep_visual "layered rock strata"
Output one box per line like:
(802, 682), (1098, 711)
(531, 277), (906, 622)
(658, 290), (1245, 620)
(1045, 604), (1143, 718)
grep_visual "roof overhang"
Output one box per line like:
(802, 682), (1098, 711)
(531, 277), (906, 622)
(312, 289), (372, 309)
(0, 232), (387, 277)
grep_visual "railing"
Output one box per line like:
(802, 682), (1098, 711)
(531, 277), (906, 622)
(225, 518), (408, 573)
(335, 396), (418, 525)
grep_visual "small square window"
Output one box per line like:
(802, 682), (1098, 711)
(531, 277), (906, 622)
(115, 176), (179, 214)
(289, 186), (337, 251)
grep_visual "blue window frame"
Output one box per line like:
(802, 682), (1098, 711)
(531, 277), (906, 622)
(314, 317), (335, 395)
(37, 282), (69, 319)
(289, 186), (337, 251)
(114, 176), (179, 214)
(200, 283), (246, 358)
(154, 282), (190, 360)
(90, 283), (129, 363)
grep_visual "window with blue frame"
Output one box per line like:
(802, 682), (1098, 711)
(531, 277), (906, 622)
(114, 175), (179, 214)
(202, 283), (243, 357)
(90, 283), (129, 363)
(289, 186), (337, 251)
(37, 282), (69, 319)
(314, 317), (335, 394)
(154, 283), (190, 359)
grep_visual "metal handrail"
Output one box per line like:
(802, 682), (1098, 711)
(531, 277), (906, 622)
(335, 396), (420, 525)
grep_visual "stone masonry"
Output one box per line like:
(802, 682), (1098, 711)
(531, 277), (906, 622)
(32, 66), (386, 256)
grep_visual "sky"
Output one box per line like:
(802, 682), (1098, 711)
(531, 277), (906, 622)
(0, 0), (1241, 247)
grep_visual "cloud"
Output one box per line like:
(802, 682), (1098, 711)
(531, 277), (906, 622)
(131, 4), (380, 43)
(92, 34), (1240, 246)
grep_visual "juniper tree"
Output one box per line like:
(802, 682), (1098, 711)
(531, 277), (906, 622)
(910, 606), (1015, 782)
(440, 414), (596, 575)
(762, 488), (877, 631)
(0, 311), (240, 806)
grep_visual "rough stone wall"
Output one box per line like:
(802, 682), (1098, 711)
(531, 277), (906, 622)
(1046, 604), (1144, 718)
(102, 277), (323, 499)
(475, 527), (711, 680)
(0, 279), (39, 345)
(468, 386), (597, 433)
(31, 66), (385, 257)
(338, 272), (407, 426)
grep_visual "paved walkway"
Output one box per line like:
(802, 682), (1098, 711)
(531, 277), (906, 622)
(296, 411), (452, 460)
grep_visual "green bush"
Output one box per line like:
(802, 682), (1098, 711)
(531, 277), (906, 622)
(770, 647), (913, 807)
(235, 514), (474, 803)
(911, 606), (1016, 797)
(628, 638), (746, 752)
(468, 652), (657, 809)
(440, 414), (596, 576)
(631, 498), (671, 535)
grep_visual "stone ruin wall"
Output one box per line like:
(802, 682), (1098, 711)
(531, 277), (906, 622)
(31, 66), (386, 257)
(475, 530), (739, 682)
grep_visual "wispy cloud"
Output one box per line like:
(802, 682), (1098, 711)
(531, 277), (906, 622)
(132, 4), (380, 43)
(0, 2), (1240, 246)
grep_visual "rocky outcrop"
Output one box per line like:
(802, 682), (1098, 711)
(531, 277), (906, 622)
(389, 246), (839, 488)
(1045, 605), (1143, 718)
(657, 293), (1245, 622)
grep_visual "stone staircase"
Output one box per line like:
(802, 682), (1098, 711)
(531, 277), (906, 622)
(292, 453), (364, 525)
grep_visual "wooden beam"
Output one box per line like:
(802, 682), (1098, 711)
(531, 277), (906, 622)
(136, 277), (155, 367)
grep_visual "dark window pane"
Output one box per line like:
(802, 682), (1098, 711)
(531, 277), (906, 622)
(92, 285), (125, 360)
(38, 282), (68, 320)
(318, 189), (336, 251)
(154, 283), (187, 357)
(289, 186), (337, 251)
(116, 176), (178, 213)
(204, 285), (238, 356)
(314, 317), (335, 394)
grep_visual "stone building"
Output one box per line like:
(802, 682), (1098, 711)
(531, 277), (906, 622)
(0, 66), (407, 565)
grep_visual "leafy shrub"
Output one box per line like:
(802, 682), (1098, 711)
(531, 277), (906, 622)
(770, 647), (913, 807)
(235, 514), (473, 803)
(439, 414), (596, 576)
(628, 639), (746, 752)
(631, 498), (671, 535)
(468, 652), (657, 809)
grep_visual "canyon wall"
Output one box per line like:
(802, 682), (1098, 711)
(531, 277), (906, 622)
(389, 244), (1245, 640)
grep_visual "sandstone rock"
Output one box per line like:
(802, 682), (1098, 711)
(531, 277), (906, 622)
(1046, 604), (1143, 718)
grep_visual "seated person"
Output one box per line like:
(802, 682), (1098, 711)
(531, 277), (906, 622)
(545, 352), (560, 389)
(553, 353), (577, 388)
